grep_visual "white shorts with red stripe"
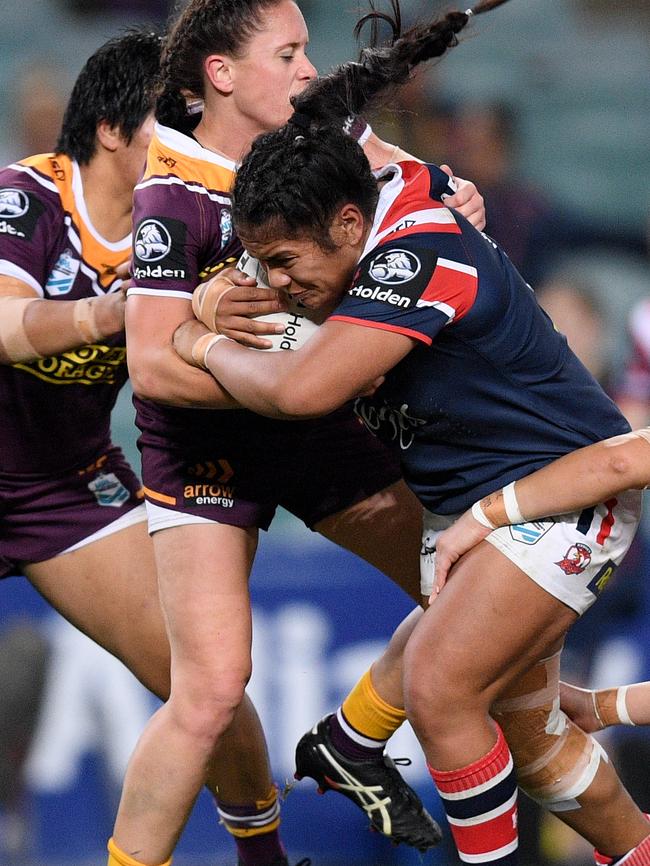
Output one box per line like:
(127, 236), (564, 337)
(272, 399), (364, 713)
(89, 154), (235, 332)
(421, 489), (641, 615)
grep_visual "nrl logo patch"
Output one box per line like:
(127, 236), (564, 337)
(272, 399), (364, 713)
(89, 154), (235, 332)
(509, 520), (555, 545)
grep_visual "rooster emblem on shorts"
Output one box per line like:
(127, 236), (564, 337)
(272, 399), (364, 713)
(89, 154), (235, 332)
(555, 543), (592, 575)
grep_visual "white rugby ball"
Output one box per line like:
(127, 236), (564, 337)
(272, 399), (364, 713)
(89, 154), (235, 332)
(237, 252), (322, 351)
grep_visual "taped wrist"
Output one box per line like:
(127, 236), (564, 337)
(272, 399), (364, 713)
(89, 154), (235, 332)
(593, 685), (635, 727)
(73, 297), (104, 343)
(192, 276), (237, 331)
(502, 481), (526, 524)
(471, 499), (496, 530)
(479, 489), (508, 528)
(191, 332), (229, 369)
(0, 296), (43, 362)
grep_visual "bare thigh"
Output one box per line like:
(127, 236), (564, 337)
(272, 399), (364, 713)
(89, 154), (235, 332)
(315, 479), (424, 604)
(404, 542), (579, 758)
(152, 522), (258, 699)
(25, 520), (171, 698)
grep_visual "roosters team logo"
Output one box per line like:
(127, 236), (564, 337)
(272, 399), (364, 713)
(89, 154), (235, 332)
(368, 249), (421, 285)
(134, 219), (172, 262)
(555, 543), (592, 575)
(0, 188), (29, 218)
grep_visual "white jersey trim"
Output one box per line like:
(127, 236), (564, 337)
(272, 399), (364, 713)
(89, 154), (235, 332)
(373, 206), (457, 247)
(362, 163), (405, 259)
(155, 122), (238, 172)
(415, 298), (456, 319)
(135, 174), (232, 206)
(71, 160), (131, 252)
(0, 260), (43, 296)
(437, 257), (478, 278)
(127, 286), (191, 300)
(8, 163), (59, 194)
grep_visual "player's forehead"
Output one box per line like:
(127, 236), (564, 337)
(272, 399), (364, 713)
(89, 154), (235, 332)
(246, 0), (309, 51)
(240, 232), (312, 261)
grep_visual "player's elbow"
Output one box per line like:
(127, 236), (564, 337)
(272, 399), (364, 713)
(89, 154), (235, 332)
(273, 380), (339, 419)
(601, 437), (645, 490)
(130, 367), (161, 402)
(606, 450), (642, 489)
(128, 357), (168, 403)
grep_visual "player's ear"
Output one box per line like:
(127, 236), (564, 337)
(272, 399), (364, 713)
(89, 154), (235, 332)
(204, 54), (234, 95)
(96, 120), (122, 153)
(331, 203), (366, 249)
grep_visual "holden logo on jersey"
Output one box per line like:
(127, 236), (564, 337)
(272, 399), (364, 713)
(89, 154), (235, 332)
(0, 188), (29, 218)
(134, 219), (172, 262)
(368, 249), (421, 285)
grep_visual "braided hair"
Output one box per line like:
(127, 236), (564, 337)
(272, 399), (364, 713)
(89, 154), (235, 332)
(292, 0), (513, 125)
(156, 0), (284, 131)
(233, 0), (512, 247)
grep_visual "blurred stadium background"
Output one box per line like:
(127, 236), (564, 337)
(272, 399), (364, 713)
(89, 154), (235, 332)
(1, 1), (649, 864)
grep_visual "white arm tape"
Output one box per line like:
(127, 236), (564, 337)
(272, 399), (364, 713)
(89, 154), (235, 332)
(502, 481), (526, 524)
(0, 295), (43, 362)
(617, 685), (635, 726)
(471, 499), (497, 530)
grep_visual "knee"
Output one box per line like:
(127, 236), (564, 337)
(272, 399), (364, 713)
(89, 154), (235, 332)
(403, 642), (460, 734)
(168, 671), (249, 749)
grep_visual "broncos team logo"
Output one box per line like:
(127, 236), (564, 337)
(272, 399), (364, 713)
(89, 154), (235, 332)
(134, 219), (172, 262)
(369, 249), (421, 285)
(0, 188), (29, 218)
(555, 543), (592, 575)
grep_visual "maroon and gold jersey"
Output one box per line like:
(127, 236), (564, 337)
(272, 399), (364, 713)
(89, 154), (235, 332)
(129, 123), (257, 451)
(0, 153), (130, 474)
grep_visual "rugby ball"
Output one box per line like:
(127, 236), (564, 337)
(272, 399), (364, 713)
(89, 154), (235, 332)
(237, 252), (322, 351)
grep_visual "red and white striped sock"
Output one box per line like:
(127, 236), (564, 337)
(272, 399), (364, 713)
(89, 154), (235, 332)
(428, 725), (518, 864)
(595, 817), (650, 865)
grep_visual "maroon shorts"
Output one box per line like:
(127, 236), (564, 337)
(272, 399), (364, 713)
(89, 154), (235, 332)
(0, 445), (144, 578)
(140, 406), (402, 530)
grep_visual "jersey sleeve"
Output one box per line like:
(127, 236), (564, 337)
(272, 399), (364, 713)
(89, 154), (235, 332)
(0, 167), (62, 295)
(130, 177), (206, 298)
(329, 231), (478, 345)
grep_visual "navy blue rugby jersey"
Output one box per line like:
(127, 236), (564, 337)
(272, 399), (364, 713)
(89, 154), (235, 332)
(330, 160), (629, 514)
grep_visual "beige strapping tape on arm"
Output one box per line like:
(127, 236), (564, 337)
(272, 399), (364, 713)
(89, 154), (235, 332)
(73, 297), (103, 343)
(0, 296), (43, 362)
(192, 277), (237, 332)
